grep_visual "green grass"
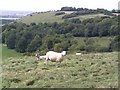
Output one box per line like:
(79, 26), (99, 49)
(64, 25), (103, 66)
(1, 37), (113, 60)
(2, 52), (118, 88)
(68, 37), (113, 52)
(75, 14), (109, 21)
(18, 11), (107, 24)
(74, 37), (113, 47)
(1, 44), (21, 60)
(19, 11), (65, 24)
(1, 37), (118, 88)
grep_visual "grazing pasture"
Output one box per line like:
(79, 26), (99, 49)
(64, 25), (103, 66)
(2, 50), (118, 88)
(19, 11), (107, 24)
(1, 44), (21, 60)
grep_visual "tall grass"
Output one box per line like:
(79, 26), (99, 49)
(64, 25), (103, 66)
(2, 52), (118, 88)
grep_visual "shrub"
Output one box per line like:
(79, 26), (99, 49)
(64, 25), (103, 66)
(110, 35), (120, 51)
(85, 45), (95, 52)
(95, 46), (110, 52)
(54, 43), (63, 52)
(55, 12), (65, 16)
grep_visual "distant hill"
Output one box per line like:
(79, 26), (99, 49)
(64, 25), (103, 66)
(1, 10), (33, 25)
(18, 11), (110, 24)
(2, 7), (118, 53)
(17, 7), (115, 24)
(1, 10), (33, 16)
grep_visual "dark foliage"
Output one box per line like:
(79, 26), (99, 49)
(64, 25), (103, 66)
(61, 7), (114, 19)
(55, 12), (65, 16)
(2, 15), (118, 53)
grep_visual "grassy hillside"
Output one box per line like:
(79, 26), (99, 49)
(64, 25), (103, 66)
(74, 37), (113, 47)
(1, 44), (21, 60)
(74, 14), (109, 21)
(68, 37), (113, 53)
(18, 11), (107, 24)
(19, 11), (65, 24)
(1, 37), (118, 88)
(2, 52), (118, 88)
(1, 37), (113, 58)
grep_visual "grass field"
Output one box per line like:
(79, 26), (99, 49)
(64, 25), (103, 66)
(1, 40), (118, 88)
(2, 50), (118, 88)
(19, 11), (65, 24)
(74, 37), (113, 47)
(1, 10), (118, 88)
(18, 11), (107, 24)
(1, 44), (21, 60)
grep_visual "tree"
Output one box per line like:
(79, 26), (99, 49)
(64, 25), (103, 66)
(60, 40), (71, 51)
(110, 35), (120, 51)
(27, 35), (42, 52)
(6, 33), (16, 49)
(30, 22), (36, 26)
(98, 18), (112, 37)
(41, 35), (56, 51)
(15, 36), (28, 53)
(15, 31), (34, 52)
(54, 43), (63, 52)
(109, 25), (118, 36)
(72, 28), (84, 37)
(2, 33), (5, 43)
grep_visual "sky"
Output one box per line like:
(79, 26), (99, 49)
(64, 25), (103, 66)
(0, 0), (119, 12)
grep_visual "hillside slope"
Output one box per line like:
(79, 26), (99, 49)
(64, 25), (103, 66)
(2, 52), (118, 88)
(18, 11), (108, 24)
(1, 44), (21, 60)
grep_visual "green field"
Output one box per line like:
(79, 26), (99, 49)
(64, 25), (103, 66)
(1, 44), (21, 60)
(1, 9), (118, 88)
(19, 11), (65, 24)
(1, 37), (118, 88)
(18, 11), (107, 24)
(74, 37), (113, 47)
(71, 13), (109, 21)
(1, 37), (113, 60)
(2, 44), (118, 88)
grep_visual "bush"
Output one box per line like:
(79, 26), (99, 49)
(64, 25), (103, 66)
(68, 45), (79, 52)
(79, 45), (86, 51)
(55, 12), (65, 16)
(54, 43), (63, 52)
(95, 46), (110, 52)
(84, 38), (95, 45)
(85, 45), (95, 52)
(109, 35), (120, 51)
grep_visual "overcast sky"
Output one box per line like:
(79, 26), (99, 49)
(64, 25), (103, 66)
(0, 0), (119, 11)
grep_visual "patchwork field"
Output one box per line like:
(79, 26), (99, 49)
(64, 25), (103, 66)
(2, 51), (118, 88)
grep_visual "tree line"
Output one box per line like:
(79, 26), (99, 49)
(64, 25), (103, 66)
(61, 7), (114, 19)
(1, 15), (119, 54)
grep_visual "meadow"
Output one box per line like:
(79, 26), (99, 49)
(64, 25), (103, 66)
(19, 11), (107, 24)
(1, 44), (22, 60)
(2, 45), (118, 88)
(1, 8), (119, 89)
